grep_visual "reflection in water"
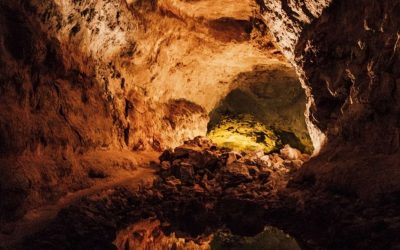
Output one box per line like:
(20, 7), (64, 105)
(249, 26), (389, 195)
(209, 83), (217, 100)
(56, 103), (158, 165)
(114, 219), (301, 250)
(211, 227), (301, 250)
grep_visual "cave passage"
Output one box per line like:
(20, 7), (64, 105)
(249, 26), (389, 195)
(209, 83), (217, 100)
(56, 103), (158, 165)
(207, 66), (313, 154)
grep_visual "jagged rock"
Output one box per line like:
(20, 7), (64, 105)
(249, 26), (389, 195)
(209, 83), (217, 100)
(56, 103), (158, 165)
(171, 163), (195, 184)
(225, 162), (251, 179)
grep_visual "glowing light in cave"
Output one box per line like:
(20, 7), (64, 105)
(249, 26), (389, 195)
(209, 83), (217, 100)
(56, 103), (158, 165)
(207, 114), (279, 153)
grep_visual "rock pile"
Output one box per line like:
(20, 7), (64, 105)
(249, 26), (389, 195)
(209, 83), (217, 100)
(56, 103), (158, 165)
(153, 136), (309, 201)
(21, 136), (400, 250)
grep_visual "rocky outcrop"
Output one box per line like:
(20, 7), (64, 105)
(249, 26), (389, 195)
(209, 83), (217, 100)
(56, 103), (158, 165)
(259, 0), (400, 197)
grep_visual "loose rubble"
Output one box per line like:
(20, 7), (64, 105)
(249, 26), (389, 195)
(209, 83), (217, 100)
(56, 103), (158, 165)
(153, 136), (309, 202)
(21, 137), (400, 250)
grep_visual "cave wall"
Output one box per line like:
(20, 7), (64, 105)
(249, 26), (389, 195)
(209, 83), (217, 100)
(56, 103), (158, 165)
(0, 0), (290, 219)
(23, 0), (289, 150)
(259, 0), (400, 197)
(0, 1), (120, 219)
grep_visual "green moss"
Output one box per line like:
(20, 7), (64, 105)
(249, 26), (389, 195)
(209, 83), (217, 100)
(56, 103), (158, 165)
(207, 114), (279, 153)
(207, 69), (315, 154)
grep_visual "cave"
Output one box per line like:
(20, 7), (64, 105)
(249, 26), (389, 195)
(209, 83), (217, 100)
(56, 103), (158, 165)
(0, 0), (399, 250)
(207, 65), (313, 154)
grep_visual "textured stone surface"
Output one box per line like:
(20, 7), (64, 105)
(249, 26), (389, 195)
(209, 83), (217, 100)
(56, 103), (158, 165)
(259, 0), (400, 197)
(0, 0), (289, 218)
(18, 138), (400, 250)
(1, 0), (399, 224)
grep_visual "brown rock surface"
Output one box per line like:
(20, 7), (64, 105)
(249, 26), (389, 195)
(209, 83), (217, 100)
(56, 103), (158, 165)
(0, 0), (399, 245)
(0, 0), (291, 218)
(259, 0), (400, 197)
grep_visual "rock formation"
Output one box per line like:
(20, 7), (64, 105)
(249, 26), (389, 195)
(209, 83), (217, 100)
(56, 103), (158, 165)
(0, 0), (288, 219)
(0, 0), (400, 248)
(259, 0), (400, 197)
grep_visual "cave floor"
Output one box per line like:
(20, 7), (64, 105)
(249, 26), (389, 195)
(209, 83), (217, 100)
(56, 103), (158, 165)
(3, 139), (400, 250)
(0, 150), (159, 250)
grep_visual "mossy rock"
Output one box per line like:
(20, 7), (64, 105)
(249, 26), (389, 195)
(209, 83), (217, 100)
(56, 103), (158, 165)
(207, 114), (279, 153)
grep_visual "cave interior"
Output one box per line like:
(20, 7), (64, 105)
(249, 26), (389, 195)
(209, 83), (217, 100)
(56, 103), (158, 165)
(0, 0), (400, 249)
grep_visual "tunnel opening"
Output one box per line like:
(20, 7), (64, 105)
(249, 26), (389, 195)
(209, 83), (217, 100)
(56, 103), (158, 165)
(206, 65), (313, 155)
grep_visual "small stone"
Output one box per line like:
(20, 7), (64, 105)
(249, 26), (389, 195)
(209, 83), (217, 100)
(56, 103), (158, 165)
(271, 154), (284, 164)
(226, 162), (251, 178)
(280, 145), (302, 160)
(160, 161), (171, 170)
(193, 184), (204, 193)
(165, 176), (182, 186)
(255, 150), (264, 158)
(226, 152), (238, 165)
